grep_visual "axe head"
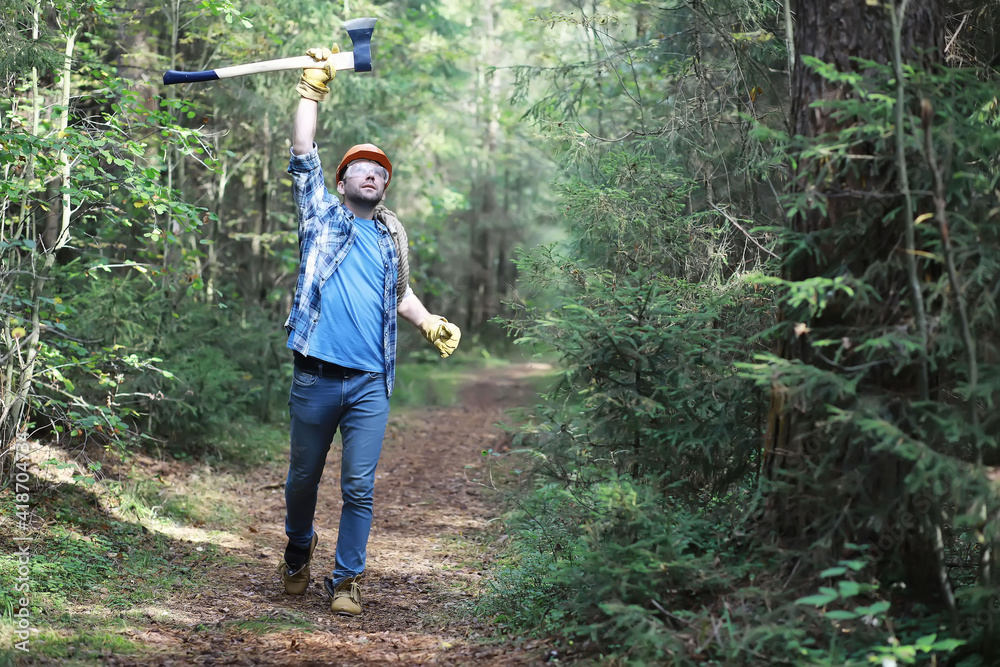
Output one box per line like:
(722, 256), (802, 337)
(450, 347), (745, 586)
(344, 18), (377, 73)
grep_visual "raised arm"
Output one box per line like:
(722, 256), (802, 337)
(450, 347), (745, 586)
(287, 47), (340, 226)
(292, 98), (319, 156)
(291, 46), (337, 155)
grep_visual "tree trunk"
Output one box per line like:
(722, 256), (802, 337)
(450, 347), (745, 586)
(467, 0), (501, 333)
(2, 19), (78, 459)
(250, 114), (271, 306)
(764, 0), (946, 595)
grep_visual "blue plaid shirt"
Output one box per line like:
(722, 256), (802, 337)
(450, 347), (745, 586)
(285, 146), (399, 396)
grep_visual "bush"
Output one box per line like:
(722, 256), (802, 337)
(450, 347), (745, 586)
(481, 148), (771, 662)
(56, 273), (290, 449)
(479, 477), (746, 663)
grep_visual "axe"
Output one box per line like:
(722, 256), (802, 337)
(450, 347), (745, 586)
(162, 18), (377, 85)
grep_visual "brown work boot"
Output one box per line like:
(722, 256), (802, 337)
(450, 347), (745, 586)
(326, 576), (362, 617)
(277, 532), (318, 595)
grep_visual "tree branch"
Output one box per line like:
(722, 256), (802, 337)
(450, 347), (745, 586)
(709, 204), (778, 259)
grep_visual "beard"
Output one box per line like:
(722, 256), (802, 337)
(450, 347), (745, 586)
(343, 181), (384, 208)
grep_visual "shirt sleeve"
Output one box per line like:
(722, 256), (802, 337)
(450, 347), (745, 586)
(288, 145), (337, 234)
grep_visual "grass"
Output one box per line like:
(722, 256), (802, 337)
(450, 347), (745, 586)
(224, 611), (313, 635)
(113, 474), (243, 528)
(0, 484), (155, 609)
(200, 420), (289, 469)
(0, 624), (140, 664)
(0, 458), (241, 664)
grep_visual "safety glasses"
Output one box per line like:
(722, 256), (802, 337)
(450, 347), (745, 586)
(343, 163), (389, 182)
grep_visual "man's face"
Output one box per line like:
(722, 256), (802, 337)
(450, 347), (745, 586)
(337, 160), (388, 206)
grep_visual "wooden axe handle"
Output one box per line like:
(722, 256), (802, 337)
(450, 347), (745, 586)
(163, 51), (356, 85)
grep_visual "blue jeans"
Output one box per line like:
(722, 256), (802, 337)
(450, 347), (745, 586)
(285, 366), (389, 584)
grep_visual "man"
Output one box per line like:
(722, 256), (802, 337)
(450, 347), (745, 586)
(277, 46), (461, 617)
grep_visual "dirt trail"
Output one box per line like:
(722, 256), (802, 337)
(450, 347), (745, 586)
(110, 363), (551, 666)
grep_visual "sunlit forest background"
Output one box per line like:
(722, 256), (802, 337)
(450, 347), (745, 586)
(4, 0), (1000, 664)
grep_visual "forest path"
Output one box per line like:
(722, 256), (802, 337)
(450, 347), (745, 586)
(110, 362), (551, 666)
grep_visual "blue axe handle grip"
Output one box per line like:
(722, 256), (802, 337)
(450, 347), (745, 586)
(163, 70), (221, 85)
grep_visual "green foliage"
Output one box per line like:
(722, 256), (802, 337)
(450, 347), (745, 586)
(0, 625), (139, 663)
(200, 420), (287, 468)
(740, 35), (1000, 664)
(482, 134), (771, 661)
(1, 0), (215, 458)
(555, 151), (699, 276)
(479, 1), (1000, 664)
(0, 1), (63, 79)
(55, 273), (290, 446)
(516, 269), (761, 494)
(478, 478), (739, 663)
(0, 470), (234, 663)
(478, 14), (782, 661)
(6, 0), (1000, 663)
(788, 559), (966, 666)
(509, 148), (766, 496)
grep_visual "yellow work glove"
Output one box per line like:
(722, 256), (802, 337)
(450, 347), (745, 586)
(419, 316), (461, 358)
(296, 45), (339, 102)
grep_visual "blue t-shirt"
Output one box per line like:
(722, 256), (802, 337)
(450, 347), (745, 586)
(308, 217), (385, 372)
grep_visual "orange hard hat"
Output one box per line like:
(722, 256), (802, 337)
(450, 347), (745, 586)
(336, 143), (393, 186)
